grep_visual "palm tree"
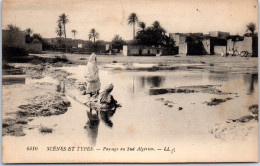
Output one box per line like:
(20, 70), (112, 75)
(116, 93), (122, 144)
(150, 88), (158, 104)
(152, 21), (166, 34)
(246, 22), (257, 57)
(88, 28), (99, 42)
(246, 22), (256, 35)
(58, 13), (69, 38)
(112, 34), (121, 41)
(71, 29), (77, 39)
(138, 22), (146, 31)
(25, 28), (33, 35)
(128, 13), (138, 40)
(56, 21), (63, 38)
(58, 13), (69, 52)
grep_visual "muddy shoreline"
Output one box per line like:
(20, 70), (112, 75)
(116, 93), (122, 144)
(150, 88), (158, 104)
(2, 57), (74, 136)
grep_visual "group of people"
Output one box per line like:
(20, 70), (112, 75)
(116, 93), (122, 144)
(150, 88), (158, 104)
(84, 53), (119, 146)
(84, 53), (118, 109)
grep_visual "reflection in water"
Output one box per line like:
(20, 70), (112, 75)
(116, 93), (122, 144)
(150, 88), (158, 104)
(84, 109), (100, 146)
(243, 73), (258, 95)
(145, 76), (165, 87)
(100, 108), (117, 128)
(139, 76), (165, 88)
(208, 71), (231, 82)
(84, 93), (119, 145)
(2, 77), (26, 85)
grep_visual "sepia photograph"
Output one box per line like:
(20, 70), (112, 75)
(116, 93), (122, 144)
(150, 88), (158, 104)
(1, 0), (259, 163)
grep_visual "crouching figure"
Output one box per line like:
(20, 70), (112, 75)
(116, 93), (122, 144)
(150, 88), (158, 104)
(98, 84), (121, 110)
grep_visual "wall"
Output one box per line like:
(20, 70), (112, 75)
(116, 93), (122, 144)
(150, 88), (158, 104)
(169, 33), (187, 54)
(209, 31), (218, 37)
(209, 31), (230, 38)
(2, 30), (26, 48)
(123, 45), (128, 56)
(227, 37), (252, 54)
(169, 34), (180, 46)
(105, 44), (111, 51)
(214, 46), (226, 55)
(123, 45), (162, 56)
(202, 39), (210, 54)
(178, 35), (187, 54)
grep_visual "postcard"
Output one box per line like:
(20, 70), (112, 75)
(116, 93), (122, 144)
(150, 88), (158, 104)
(2, 0), (258, 163)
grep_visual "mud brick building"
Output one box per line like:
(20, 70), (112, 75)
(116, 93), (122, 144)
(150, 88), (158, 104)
(227, 36), (253, 54)
(169, 31), (256, 56)
(123, 45), (178, 56)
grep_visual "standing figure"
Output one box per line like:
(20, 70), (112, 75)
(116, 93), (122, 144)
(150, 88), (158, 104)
(84, 53), (101, 97)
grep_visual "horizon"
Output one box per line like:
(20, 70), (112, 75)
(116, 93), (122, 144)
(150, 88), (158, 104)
(2, 0), (258, 41)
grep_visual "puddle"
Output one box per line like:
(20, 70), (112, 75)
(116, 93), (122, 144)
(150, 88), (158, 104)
(2, 76), (26, 85)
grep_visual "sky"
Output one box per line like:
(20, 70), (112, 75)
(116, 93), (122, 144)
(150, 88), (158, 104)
(2, 0), (258, 41)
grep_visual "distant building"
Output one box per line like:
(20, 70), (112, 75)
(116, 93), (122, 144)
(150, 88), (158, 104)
(123, 45), (162, 56)
(170, 32), (229, 55)
(169, 33), (206, 55)
(209, 31), (230, 39)
(78, 43), (83, 48)
(123, 45), (177, 56)
(227, 36), (252, 55)
(105, 44), (111, 51)
(169, 33), (188, 54)
(2, 30), (42, 53)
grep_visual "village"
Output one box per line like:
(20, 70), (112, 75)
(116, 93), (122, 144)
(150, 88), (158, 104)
(2, 12), (258, 59)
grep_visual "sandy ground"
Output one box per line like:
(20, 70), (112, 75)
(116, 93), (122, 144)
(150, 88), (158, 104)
(2, 53), (259, 163)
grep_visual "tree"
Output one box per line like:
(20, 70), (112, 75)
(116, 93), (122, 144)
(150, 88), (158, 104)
(138, 21), (146, 33)
(151, 21), (166, 46)
(58, 13), (69, 39)
(111, 34), (126, 51)
(89, 28), (99, 43)
(246, 22), (257, 57)
(6, 24), (20, 31)
(32, 33), (43, 42)
(152, 21), (166, 34)
(58, 13), (69, 52)
(134, 21), (170, 47)
(128, 13), (139, 40)
(6, 24), (21, 44)
(25, 28), (33, 35)
(246, 22), (256, 35)
(71, 29), (77, 39)
(56, 21), (63, 38)
(25, 28), (33, 43)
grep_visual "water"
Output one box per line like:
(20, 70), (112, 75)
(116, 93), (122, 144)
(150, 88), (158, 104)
(54, 66), (258, 146)
(2, 75), (26, 85)
(3, 66), (258, 148)
(2, 65), (258, 162)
